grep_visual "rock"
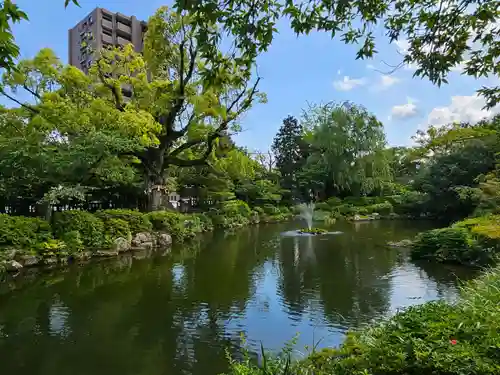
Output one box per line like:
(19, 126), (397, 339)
(157, 233), (172, 247)
(113, 237), (131, 253)
(4, 249), (18, 260)
(20, 255), (40, 267)
(71, 251), (92, 261)
(94, 250), (119, 257)
(139, 241), (154, 250)
(387, 239), (413, 248)
(44, 257), (58, 266)
(132, 232), (153, 247)
(372, 213), (380, 219)
(4, 260), (23, 272)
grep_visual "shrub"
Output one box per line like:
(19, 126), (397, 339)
(53, 210), (105, 248)
(366, 201), (393, 215)
(394, 191), (429, 217)
(253, 206), (265, 214)
(315, 202), (331, 211)
(0, 214), (52, 248)
(147, 211), (192, 241)
(193, 213), (213, 232)
(35, 239), (68, 259)
(411, 226), (490, 265)
(102, 218), (131, 248)
(302, 266), (500, 375)
(262, 204), (279, 215)
(95, 209), (152, 234)
(326, 197), (342, 207)
(61, 231), (84, 253)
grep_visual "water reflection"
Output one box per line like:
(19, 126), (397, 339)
(0, 220), (475, 375)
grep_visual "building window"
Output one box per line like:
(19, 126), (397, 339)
(103, 28), (112, 36)
(88, 15), (93, 24)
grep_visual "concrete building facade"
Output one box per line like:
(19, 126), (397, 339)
(68, 7), (147, 73)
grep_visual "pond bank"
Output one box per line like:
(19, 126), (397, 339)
(0, 220), (472, 375)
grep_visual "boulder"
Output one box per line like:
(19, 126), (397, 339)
(157, 233), (172, 247)
(132, 232), (154, 247)
(44, 257), (58, 266)
(139, 241), (154, 250)
(4, 260), (23, 272)
(71, 251), (92, 261)
(94, 250), (119, 257)
(387, 239), (413, 248)
(4, 249), (18, 260)
(20, 255), (41, 267)
(113, 237), (131, 253)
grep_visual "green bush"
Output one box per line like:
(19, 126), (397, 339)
(262, 203), (279, 215)
(253, 206), (265, 214)
(53, 210), (104, 248)
(0, 214), (52, 248)
(193, 213), (213, 232)
(412, 215), (500, 266)
(366, 202), (394, 215)
(61, 231), (84, 253)
(393, 191), (429, 217)
(95, 209), (152, 234)
(147, 211), (193, 241)
(315, 202), (331, 211)
(301, 266), (500, 375)
(35, 239), (68, 259)
(102, 218), (131, 248)
(326, 197), (342, 207)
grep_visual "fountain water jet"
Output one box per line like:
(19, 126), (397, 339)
(298, 202), (315, 230)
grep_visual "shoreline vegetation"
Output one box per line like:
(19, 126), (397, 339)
(225, 264), (500, 375)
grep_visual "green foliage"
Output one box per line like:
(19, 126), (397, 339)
(299, 102), (391, 198)
(301, 266), (500, 375)
(326, 197), (342, 207)
(147, 211), (193, 242)
(61, 230), (84, 253)
(412, 215), (500, 266)
(102, 218), (131, 247)
(95, 209), (152, 235)
(35, 239), (68, 259)
(366, 202), (393, 215)
(177, 0), (500, 108)
(53, 210), (104, 248)
(0, 214), (51, 248)
(272, 115), (309, 200)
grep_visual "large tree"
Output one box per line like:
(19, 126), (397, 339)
(299, 102), (391, 198)
(271, 115), (309, 200)
(0, 7), (264, 210)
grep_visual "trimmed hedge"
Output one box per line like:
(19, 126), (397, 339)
(53, 210), (105, 248)
(0, 214), (52, 248)
(95, 209), (152, 234)
(411, 215), (500, 266)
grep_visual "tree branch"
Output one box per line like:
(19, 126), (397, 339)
(0, 88), (40, 114)
(165, 76), (261, 167)
(96, 61), (125, 112)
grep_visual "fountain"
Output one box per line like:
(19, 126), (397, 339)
(298, 202), (315, 230)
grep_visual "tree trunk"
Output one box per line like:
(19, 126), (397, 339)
(146, 173), (168, 212)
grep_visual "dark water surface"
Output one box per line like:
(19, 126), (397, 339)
(0, 220), (476, 375)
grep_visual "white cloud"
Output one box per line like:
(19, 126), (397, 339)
(380, 75), (401, 88)
(333, 76), (366, 91)
(337, 69), (341, 75)
(424, 94), (500, 128)
(391, 97), (418, 119)
(366, 63), (376, 70)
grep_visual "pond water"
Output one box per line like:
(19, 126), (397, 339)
(0, 220), (476, 375)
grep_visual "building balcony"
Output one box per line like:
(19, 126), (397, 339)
(116, 21), (131, 36)
(102, 19), (113, 31)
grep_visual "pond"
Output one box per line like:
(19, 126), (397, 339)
(0, 220), (476, 375)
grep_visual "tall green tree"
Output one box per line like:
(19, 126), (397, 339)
(299, 102), (391, 198)
(271, 115), (309, 201)
(0, 7), (265, 210)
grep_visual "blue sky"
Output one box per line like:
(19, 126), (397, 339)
(5, 0), (499, 153)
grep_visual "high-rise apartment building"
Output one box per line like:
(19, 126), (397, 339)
(68, 7), (147, 73)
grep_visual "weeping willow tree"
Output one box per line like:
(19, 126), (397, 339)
(299, 102), (391, 198)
